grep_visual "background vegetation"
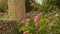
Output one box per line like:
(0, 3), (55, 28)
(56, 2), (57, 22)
(0, 0), (60, 34)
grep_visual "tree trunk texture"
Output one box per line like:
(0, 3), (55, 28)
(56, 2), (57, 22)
(8, 0), (26, 20)
(0, 20), (18, 34)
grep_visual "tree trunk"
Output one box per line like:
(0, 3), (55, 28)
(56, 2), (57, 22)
(8, 0), (26, 20)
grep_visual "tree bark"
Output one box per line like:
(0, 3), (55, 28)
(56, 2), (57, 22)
(8, 0), (26, 20)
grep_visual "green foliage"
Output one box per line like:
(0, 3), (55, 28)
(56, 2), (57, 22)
(25, 0), (35, 13)
(42, 0), (60, 9)
(16, 10), (60, 34)
(48, 0), (60, 9)
(0, 0), (59, 34)
(0, 0), (7, 12)
(16, 0), (60, 34)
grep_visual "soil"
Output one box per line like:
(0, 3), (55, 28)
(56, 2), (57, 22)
(0, 20), (18, 34)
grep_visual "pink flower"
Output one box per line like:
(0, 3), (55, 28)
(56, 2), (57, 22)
(21, 19), (31, 25)
(34, 12), (42, 28)
(21, 20), (26, 25)
(34, 16), (39, 23)
(34, 16), (39, 27)
(34, 12), (42, 23)
(37, 12), (42, 17)
(30, 10), (35, 14)
(23, 31), (27, 34)
(25, 19), (31, 22)
(35, 23), (39, 27)
(36, 30), (41, 32)
(36, 30), (39, 32)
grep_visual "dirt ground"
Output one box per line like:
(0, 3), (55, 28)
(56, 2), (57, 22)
(0, 20), (18, 34)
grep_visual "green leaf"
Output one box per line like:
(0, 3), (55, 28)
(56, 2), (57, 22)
(25, 22), (29, 27)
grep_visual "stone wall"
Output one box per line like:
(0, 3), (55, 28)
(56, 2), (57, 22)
(0, 20), (18, 34)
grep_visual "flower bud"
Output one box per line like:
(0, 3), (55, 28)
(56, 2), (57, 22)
(34, 16), (39, 23)
(23, 31), (27, 34)
(26, 19), (31, 22)
(21, 20), (26, 25)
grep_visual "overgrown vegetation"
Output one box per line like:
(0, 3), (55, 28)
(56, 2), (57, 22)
(16, 0), (60, 34)
(0, 0), (60, 34)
